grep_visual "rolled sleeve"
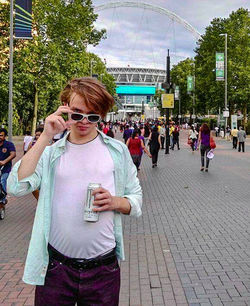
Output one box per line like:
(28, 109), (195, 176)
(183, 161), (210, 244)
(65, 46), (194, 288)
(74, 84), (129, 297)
(7, 157), (43, 197)
(123, 147), (142, 218)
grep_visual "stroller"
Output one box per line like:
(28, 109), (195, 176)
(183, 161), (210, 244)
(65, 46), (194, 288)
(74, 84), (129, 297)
(0, 166), (7, 220)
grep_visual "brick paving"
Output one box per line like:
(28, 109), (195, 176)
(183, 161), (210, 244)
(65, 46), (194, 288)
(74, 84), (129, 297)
(0, 132), (250, 305)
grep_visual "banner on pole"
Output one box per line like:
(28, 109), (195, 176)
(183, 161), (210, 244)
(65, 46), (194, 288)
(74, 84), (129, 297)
(187, 76), (194, 92)
(216, 52), (224, 81)
(174, 86), (179, 100)
(161, 94), (174, 109)
(15, 0), (32, 39)
(231, 115), (237, 130)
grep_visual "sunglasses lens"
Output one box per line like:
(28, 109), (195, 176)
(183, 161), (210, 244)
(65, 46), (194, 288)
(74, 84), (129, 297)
(88, 115), (100, 123)
(71, 113), (83, 121)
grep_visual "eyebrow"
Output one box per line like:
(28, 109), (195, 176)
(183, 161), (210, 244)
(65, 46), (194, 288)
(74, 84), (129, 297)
(71, 107), (93, 114)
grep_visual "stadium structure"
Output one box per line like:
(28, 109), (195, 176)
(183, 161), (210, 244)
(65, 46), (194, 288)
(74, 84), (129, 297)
(107, 67), (166, 120)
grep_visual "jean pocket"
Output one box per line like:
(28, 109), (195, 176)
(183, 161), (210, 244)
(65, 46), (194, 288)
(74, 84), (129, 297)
(47, 258), (61, 273)
(102, 258), (120, 273)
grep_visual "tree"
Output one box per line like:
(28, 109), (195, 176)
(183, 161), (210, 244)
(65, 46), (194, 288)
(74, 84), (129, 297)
(170, 58), (195, 117)
(195, 8), (250, 127)
(0, 0), (116, 134)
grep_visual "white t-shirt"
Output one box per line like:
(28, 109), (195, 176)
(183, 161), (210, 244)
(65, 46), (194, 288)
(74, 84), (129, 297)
(49, 135), (116, 259)
(23, 135), (33, 151)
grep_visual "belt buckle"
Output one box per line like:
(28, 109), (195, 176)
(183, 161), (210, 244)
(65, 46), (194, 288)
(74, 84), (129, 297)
(72, 259), (87, 270)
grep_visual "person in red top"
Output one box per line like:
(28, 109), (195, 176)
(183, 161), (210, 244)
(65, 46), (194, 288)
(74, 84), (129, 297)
(102, 124), (109, 134)
(126, 130), (151, 170)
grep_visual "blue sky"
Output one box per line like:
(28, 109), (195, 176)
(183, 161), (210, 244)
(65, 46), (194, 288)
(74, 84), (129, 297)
(88, 0), (249, 69)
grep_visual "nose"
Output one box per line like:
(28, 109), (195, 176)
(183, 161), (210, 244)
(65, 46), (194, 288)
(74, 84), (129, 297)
(82, 117), (89, 124)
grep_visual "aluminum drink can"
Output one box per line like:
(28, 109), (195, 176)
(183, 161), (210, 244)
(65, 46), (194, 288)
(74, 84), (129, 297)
(84, 183), (101, 222)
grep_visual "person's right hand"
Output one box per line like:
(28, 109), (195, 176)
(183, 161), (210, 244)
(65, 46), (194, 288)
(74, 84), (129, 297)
(43, 106), (73, 139)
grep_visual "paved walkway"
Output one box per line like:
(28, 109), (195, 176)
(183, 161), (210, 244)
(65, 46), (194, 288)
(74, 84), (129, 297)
(1, 132), (250, 305)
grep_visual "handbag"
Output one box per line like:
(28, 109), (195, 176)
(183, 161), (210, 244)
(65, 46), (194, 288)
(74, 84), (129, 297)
(210, 137), (216, 149)
(187, 138), (192, 145)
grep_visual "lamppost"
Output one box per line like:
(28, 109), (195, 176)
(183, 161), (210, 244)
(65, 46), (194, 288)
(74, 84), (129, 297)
(141, 99), (144, 121)
(8, 0), (14, 141)
(220, 33), (228, 130)
(191, 61), (196, 123)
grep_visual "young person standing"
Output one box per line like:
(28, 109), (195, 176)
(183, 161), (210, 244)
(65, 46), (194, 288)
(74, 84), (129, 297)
(8, 77), (142, 306)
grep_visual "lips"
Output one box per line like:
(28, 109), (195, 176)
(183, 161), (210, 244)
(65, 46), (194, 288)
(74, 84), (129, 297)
(77, 124), (89, 131)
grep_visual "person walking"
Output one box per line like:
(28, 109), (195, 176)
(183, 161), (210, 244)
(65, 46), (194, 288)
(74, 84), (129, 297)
(225, 126), (231, 141)
(169, 124), (175, 148)
(27, 127), (44, 151)
(172, 127), (180, 150)
(126, 130), (151, 171)
(237, 126), (246, 152)
(188, 126), (198, 152)
(123, 125), (132, 144)
(159, 123), (166, 149)
(0, 128), (16, 205)
(8, 77), (142, 306)
(231, 127), (238, 149)
(23, 131), (33, 154)
(199, 123), (211, 172)
(148, 126), (161, 168)
(144, 123), (150, 145)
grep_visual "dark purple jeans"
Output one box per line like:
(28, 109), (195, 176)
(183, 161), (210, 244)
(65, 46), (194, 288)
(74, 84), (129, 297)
(35, 248), (120, 306)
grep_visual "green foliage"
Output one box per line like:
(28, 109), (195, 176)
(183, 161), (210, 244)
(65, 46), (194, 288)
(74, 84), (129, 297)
(195, 8), (250, 117)
(170, 58), (195, 116)
(0, 0), (116, 134)
(153, 89), (165, 115)
(168, 8), (249, 122)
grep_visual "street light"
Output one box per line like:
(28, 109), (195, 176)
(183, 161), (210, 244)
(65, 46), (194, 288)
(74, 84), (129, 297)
(191, 61), (196, 122)
(219, 33), (228, 129)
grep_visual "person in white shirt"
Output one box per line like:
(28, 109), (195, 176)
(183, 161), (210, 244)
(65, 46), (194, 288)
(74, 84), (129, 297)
(23, 131), (33, 154)
(12, 77), (142, 306)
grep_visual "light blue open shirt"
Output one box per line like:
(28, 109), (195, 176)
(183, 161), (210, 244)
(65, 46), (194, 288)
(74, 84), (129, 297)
(7, 132), (142, 285)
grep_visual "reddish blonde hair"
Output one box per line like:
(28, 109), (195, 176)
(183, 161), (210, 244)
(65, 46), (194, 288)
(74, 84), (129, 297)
(60, 77), (114, 118)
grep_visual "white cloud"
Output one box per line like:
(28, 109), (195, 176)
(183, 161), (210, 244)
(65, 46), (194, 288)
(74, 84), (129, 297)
(91, 0), (249, 68)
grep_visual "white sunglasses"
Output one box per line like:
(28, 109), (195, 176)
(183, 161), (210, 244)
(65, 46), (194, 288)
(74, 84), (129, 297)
(69, 112), (101, 123)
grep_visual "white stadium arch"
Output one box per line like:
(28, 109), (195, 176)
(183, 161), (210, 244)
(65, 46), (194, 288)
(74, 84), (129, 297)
(95, 1), (202, 40)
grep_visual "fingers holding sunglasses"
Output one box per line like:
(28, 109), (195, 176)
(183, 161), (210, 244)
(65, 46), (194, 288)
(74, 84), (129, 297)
(54, 105), (73, 116)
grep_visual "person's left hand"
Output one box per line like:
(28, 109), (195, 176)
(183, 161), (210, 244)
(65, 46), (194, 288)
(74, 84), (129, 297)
(0, 161), (6, 166)
(92, 187), (118, 212)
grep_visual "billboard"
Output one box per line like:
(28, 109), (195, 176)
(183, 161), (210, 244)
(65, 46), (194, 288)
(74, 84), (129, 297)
(116, 85), (156, 95)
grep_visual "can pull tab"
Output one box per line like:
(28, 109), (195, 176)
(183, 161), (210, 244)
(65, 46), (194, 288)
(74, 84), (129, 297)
(41, 265), (47, 277)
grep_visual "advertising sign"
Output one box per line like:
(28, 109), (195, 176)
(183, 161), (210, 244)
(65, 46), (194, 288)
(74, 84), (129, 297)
(231, 115), (237, 130)
(187, 76), (194, 92)
(174, 86), (180, 100)
(161, 94), (174, 109)
(216, 52), (224, 81)
(15, 0), (32, 39)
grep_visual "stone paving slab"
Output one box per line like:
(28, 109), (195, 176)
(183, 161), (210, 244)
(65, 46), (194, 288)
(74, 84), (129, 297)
(1, 132), (250, 305)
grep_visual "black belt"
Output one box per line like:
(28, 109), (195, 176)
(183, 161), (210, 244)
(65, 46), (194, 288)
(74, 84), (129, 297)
(48, 245), (117, 271)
